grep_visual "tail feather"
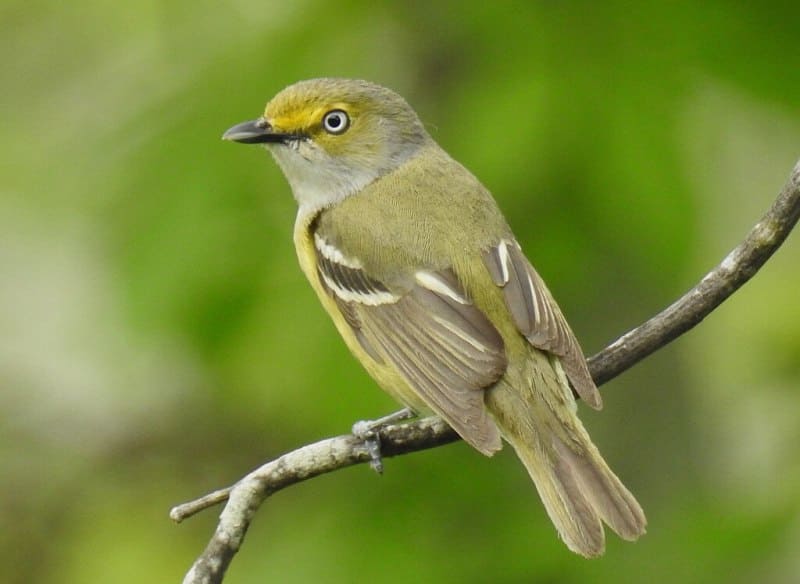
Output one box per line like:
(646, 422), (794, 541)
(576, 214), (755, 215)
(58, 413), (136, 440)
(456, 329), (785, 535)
(487, 369), (646, 557)
(552, 435), (646, 541)
(525, 437), (606, 556)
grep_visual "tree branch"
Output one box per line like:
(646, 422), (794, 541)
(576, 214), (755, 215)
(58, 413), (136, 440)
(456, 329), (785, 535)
(174, 159), (800, 584)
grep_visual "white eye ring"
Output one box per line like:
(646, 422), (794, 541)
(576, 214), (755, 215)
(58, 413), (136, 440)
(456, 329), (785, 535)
(322, 110), (350, 135)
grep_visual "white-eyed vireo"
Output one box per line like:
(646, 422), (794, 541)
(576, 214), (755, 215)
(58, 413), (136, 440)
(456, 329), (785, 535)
(223, 78), (645, 557)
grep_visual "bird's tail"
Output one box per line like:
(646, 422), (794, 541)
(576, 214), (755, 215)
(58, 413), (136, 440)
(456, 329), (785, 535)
(486, 356), (646, 558)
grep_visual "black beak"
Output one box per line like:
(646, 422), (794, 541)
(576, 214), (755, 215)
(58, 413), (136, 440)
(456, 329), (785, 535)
(222, 119), (293, 144)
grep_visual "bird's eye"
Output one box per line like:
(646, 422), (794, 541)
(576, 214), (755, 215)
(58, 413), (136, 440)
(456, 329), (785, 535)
(322, 110), (350, 135)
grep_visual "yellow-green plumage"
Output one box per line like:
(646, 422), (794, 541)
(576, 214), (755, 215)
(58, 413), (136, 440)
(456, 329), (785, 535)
(226, 77), (646, 557)
(307, 144), (515, 401)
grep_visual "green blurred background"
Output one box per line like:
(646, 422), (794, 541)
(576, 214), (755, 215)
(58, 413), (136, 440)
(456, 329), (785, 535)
(2, 1), (799, 583)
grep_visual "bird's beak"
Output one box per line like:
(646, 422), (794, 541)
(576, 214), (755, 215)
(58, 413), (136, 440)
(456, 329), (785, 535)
(222, 119), (293, 144)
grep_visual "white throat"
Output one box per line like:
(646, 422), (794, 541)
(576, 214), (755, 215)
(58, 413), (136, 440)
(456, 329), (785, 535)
(268, 143), (380, 218)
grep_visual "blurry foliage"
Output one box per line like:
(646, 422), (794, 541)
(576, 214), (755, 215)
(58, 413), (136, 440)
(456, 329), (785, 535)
(1, 1), (799, 583)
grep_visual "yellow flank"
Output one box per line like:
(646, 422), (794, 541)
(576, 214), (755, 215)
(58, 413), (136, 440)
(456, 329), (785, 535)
(293, 211), (431, 412)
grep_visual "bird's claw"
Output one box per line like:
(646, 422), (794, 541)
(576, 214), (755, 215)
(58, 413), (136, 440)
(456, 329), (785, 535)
(351, 408), (416, 474)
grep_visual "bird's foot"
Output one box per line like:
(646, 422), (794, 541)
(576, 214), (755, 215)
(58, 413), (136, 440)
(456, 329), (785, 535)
(351, 408), (416, 474)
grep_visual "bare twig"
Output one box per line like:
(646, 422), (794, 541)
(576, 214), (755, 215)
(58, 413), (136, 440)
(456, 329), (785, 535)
(175, 160), (800, 584)
(589, 160), (800, 384)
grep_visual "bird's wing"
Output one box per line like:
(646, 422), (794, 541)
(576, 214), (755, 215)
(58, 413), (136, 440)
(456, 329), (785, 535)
(313, 232), (506, 455)
(482, 239), (602, 409)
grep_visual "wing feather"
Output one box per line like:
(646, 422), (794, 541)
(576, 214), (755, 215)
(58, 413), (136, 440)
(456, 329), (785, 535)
(314, 234), (506, 454)
(482, 239), (602, 409)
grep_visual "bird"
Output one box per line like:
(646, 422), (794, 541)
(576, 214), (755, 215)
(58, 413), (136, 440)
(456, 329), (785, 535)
(222, 78), (646, 557)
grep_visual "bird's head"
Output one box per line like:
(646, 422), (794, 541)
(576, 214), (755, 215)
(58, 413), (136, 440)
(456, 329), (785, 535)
(223, 78), (430, 212)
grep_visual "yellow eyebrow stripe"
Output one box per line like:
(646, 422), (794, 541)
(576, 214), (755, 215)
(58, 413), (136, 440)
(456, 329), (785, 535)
(264, 102), (353, 133)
